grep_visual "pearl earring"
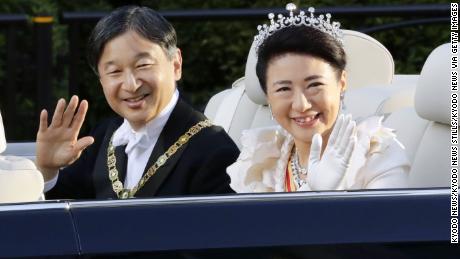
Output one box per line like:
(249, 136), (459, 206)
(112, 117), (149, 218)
(268, 104), (274, 120)
(340, 92), (346, 111)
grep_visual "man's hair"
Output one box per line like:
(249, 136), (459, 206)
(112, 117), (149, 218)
(87, 6), (177, 75)
(256, 26), (346, 93)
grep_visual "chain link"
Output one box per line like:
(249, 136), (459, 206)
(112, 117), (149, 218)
(107, 119), (213, 199)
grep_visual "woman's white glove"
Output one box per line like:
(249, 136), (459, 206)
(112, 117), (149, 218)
(307, 114), (357, 190)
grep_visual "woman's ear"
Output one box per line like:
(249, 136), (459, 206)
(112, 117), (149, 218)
(339, 70), (347, 92)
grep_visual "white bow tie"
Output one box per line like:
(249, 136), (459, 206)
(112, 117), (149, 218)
(113, 130), (151, 153)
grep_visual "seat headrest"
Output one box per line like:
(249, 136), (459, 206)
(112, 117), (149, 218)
(0, 169), (44, 203)
(414, 43), (452, 125)
(0, 111), (6, 154)
(0, 155), (43, 203)
(244, 30), (394, 105)
(244, 40), (267, 105)
(342, 30), (394, 88)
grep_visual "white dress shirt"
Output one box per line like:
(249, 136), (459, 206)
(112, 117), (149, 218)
(112, 89), (179, 189)
(45, 89), (179, 192)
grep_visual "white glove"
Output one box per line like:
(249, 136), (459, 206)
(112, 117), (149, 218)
(307, 114), (357, 190)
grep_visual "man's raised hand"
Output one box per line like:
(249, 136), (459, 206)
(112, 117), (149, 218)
(36, 96), (94, 181)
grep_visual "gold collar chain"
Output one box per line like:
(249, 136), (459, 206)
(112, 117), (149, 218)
(107, 119), (212, 199)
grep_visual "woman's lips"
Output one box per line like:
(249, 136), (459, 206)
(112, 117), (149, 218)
(292, 113), (320, 127)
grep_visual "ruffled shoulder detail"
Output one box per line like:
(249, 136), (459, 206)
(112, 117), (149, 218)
(273, 129), (294, 192)
(355, 116), (401, 155)
(347, 116), (410, 189)
(227, 126), (289, 193)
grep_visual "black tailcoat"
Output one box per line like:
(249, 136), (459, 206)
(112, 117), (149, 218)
(46, 99), (239, 199)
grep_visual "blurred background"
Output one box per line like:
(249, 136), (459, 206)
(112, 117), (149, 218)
(0, 0), (451, 141)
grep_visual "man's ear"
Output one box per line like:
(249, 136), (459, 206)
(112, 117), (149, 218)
(173, 48), (182, 81)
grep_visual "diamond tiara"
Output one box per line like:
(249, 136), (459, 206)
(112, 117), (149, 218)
(254, 3), (344, 53)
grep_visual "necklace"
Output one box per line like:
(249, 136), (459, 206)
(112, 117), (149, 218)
(107, 119), (212, 199)
(289, 148), (308, 188)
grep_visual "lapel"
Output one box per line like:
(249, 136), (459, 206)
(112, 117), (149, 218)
(93, 118), (127, 199)
(135, 98), (198, 197)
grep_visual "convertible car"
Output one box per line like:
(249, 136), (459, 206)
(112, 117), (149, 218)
(0, 189), (454, 258)
(0, 6), (457, 258)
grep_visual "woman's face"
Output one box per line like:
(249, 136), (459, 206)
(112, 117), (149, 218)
(266, 53), (346, 145)
(98, 30), (182, 131)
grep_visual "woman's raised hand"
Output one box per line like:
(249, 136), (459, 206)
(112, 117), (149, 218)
(36, 96), (94, 181)
(307, 114), (357, 190)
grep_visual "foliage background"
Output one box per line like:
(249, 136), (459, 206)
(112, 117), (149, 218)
(0, 0), (451, 140)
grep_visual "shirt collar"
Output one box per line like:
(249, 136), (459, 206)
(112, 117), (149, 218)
(112, 89), (179, 153)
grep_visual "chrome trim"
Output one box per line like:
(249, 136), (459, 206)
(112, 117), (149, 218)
(0, 188), (448, 211)
(69, 188), (449, 208)
(0, 201), (70, 212)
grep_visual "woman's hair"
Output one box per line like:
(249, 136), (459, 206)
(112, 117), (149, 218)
(87, 6), (177, 75)
(255, 26), (346, 93)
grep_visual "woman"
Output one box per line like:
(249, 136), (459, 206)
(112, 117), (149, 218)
(227, 4), (410, 192)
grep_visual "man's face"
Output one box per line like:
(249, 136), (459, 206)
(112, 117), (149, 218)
(98, 30), (182, 130)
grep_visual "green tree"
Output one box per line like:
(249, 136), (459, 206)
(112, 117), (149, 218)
(0, 0), (451, 140)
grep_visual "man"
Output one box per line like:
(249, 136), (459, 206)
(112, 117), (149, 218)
(37, 6), (239, 199)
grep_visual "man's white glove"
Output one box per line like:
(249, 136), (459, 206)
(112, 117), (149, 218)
(307, 114), (357, 190)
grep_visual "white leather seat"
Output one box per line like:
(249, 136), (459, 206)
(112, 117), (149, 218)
(342, 30), (394, 89)
(3, 142), (37, 162)
(205, 30), (413, 148)
(0, 111), (5, 154)
(0, 111), (44, 203)
(384, 43), (452, 188)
